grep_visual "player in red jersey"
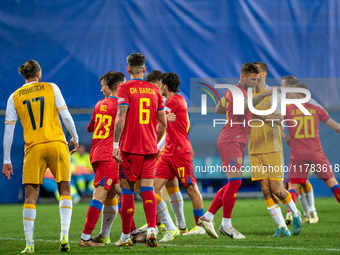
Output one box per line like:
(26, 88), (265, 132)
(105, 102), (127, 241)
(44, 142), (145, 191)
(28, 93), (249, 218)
(284, 83), (340, 211)
(113, 53), (167, 247)
(199, 63), (277, 239)
(154, 72), (205, 238)
(79, 71), (125, 247)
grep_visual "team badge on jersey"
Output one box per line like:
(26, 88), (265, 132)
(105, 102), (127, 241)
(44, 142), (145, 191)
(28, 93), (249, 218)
(262, 102), (268, 108)
(107, 179), (112, 185)
(237, 157), (243, 164)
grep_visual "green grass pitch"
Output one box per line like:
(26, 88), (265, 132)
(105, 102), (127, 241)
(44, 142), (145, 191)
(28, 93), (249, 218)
(0, 197), (339, 254)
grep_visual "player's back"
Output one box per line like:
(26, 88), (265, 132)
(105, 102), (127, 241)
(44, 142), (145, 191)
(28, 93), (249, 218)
(89, 96), (118, 163)
(164, 94), (190, 156)
(285, 101), (329, 160)
(118, 79), (164, 155)
(12, 81), (66, 150)
(218, 84), (251, 145)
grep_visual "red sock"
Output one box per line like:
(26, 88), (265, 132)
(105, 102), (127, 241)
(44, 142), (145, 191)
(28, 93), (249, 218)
(222, 179), (242, 218)
(287, 189), (297, 213)
(131, 218), (137, 232)
(121, 189), (135, 234)
(83, 199), (103, 235)
(141, 189), (157, 228)
(332, 185), (340, 203)
(208, 185), (227, 215)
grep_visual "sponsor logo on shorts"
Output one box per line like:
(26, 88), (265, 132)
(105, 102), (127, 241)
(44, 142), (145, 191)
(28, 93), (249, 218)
(145, 200), (153, 204)
(107, 179), (112, 185)
(237, 157), (243, 164)
(127, 208), (134, 213)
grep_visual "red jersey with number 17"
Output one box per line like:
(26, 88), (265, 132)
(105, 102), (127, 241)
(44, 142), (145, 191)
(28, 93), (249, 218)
(118, 79), (164, 154)
(285, 101), (330, 160)
(88, 96), (118, 163)
(217, 84), (251, 145)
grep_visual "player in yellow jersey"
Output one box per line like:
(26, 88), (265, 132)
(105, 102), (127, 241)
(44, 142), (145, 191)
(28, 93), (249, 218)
(248, 62), (302, 237)
(2, 60), (79, 253)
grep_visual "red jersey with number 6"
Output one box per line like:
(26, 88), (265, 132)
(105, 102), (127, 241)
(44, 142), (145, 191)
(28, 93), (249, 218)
(88, 96), (118, 163)
(118, 79), (164, 154)
(285, 101), (330, 160)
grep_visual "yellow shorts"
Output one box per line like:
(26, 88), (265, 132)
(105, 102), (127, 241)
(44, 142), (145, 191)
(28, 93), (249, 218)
(23, 141), (71, 184)
(249, 152), (284, 181)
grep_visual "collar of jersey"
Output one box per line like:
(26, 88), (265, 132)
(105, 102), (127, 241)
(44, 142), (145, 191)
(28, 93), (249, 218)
(108, 96), (118, 99)
(132, 78), (144, 81)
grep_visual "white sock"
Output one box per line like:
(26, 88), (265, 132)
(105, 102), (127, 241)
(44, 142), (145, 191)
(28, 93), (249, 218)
(268, 204), (287, 230)
(59, 196), (73, 239)
(147, 227), (156, 236)
(100, 203), (118, 238)
(299, 193), (309, 216)
(221, 218), (232, 229)
(168, 191), (186, 229)
(81, 233), (91, 240)
(120, 233), (130, 241)
(305, 190), (316, 212)
(157, 199), (176, 231)
(23, 204), (36, 247)
(205, 211), (215, 222)
(282, 195), (299, 217)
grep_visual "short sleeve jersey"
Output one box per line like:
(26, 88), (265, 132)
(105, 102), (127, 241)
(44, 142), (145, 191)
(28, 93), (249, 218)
(285, 101), (330, 160)
(218, 84), (251, 144)
(248, 85), (283, 154)
(163, 94), (190, 156)
(89, 96), (118, 163)
(6, 82), (67, 151)
(118, 79), (164, 154)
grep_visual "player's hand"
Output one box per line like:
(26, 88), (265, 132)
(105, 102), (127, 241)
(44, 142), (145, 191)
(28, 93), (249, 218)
(167, 113), (176, 122)
(69, 138), (79, 155)
(113, 148), (123, 163)
(2, 163), (13, 180)
(262, 86), (281, 97)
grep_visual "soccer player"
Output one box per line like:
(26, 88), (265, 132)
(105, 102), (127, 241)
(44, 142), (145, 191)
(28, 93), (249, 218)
(78, 71), (126, 247)
(281, 75), (318, 224)
(199, 63), (276, 239)
(113, 53), (167, 247)
(154, 72), (204, 240)
(2, 60), (79, 253)
(246, 62), (302, 237)
(284, 83), (340, 217)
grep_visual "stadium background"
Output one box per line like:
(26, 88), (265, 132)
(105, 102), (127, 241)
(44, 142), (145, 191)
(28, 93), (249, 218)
(0, 0), (339, 203)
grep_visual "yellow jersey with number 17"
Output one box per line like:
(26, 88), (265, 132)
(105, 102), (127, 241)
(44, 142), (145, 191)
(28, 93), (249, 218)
(10, 82), (67, 151)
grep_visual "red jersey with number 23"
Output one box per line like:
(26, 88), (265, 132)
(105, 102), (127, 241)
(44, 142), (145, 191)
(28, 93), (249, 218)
(217, 84), (251, 145)
(89, 96), (118, 163)
(118, 79), (164, 154)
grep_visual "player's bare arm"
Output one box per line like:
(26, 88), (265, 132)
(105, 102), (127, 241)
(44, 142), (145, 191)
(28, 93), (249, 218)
(325, 118), (340, 133)
(245, 86), (281, 111)
(113, 105), (128, 162)
(156, 109), (167, 143)
(215, 101), (225, 114)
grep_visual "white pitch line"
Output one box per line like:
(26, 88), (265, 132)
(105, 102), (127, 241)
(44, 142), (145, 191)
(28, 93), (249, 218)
(1, 238), (339, 252)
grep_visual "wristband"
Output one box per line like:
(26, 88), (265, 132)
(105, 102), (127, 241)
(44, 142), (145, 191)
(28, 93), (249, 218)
(113, 142), (119, 149)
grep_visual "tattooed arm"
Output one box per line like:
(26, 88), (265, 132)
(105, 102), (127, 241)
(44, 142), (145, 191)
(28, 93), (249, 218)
(113, 105), (128, 162)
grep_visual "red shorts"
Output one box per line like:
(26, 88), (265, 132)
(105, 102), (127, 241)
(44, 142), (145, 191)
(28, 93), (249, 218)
(155, 152), (197, 186)
(92, 160), (119, 190)
(289, 154), (334, 184)
(217, 142), (246, 169)
(120, 152), (157, 182)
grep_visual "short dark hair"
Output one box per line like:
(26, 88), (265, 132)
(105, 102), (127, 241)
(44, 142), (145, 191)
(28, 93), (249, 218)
(281, 75), (298, 86)
(18, 60), (41, 79)
(146, 70), (163, 83)
(99, 71), (125, 91)
(161, 72), (181, 93)
(253, 62), (268, 73)
(127, 53), (146, 75)
(240, 63), (259, 75)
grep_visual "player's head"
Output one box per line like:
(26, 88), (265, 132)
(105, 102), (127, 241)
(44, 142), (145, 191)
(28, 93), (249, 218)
(160, 72), (181, 96)
(146, 70), (163, 89)
(253, 62), (268, 82)
(126, 53), (146, 76)
(281, 75), (298, 88)
(240, 63), (259, 88)
(18, 60), (42, 82)
(99, 71), (125, 97)
(288, 82), (309, 99)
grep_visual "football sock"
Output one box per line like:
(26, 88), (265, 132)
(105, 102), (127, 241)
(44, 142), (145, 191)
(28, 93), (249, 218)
(23, 204), (36, 247)
(193, 208), (204, 226)
(280, 193), (299, 217)
(155, 194), (176, 231)
(207, 185), (226, 218)
(221, 218), (232, 229)
(100, 198), (118, 238)
(59, 195), (72, 239)
(140, 187), (157, 229)
(131, 217), (137, 233)
(265, 197), (287, 230)
(121, 188), (135, 235)
(331, 184), (340, 203)
(81, 199), (102, 240)
(298, 187), (309, 216)
(286, 189), (297, 213)
(303, 182), (315, 211)
(222, 178), (242, 219)
(167, 186), (186, 229)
